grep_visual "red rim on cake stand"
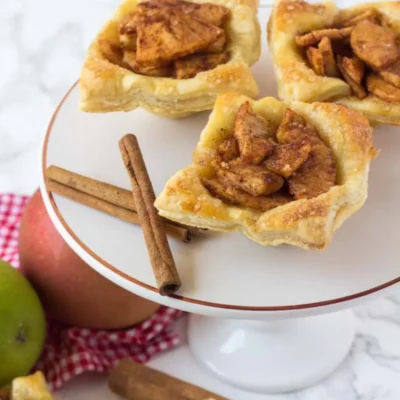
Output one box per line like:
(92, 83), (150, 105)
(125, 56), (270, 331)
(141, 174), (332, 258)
(39, 9), (400, 394)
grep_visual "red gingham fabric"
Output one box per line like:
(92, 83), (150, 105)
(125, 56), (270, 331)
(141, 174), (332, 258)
(0, 194), (28, 267)
(0, 193), (183, 390)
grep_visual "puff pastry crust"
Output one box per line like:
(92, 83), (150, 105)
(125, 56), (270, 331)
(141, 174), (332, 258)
(268, 0), (400, 126)
(79, 0), (260, 119)
(155, 93), (375, 249)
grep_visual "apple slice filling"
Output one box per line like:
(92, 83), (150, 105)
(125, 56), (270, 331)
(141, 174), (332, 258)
(201, 103), (337, 211)
(295, 7), (400, 101)
(99, 0), (230, 79)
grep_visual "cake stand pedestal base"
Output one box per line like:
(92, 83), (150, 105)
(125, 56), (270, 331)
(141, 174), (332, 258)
(187, 310), (355, 393)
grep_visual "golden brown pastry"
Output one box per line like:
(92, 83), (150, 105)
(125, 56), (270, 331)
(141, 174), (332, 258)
(268, 0), (400, 126)
(155, 93), (376, 250)
(79, 0), (260, 119)
(11, 372), (56, 400)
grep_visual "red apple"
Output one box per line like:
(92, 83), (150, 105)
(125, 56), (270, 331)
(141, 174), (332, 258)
(18, 189), (160, 329)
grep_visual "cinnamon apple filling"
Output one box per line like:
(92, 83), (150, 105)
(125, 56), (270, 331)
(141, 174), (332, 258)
(99, 0), (230, 79)
(201, 102), (337, 211)
(296, 8), (400, 102)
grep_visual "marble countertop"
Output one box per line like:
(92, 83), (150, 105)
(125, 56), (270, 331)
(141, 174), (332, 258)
(1, 0), (400, 399)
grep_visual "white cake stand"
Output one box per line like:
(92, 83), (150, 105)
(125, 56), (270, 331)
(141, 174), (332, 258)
(39, 9), (400, 394)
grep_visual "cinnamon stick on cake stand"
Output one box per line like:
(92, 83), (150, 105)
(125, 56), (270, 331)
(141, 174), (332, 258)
(119, 134), (181, 296)
(45, 165), (191, 243)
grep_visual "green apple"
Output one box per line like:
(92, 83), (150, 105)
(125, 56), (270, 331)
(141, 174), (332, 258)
(0, 260), (46, 387)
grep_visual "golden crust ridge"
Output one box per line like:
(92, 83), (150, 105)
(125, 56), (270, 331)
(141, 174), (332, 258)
(79, 0), (261, 118)
(268, 0), (400, 126)
(155, 93), (375, 249)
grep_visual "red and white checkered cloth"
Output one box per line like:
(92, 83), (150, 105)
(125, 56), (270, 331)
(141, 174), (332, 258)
(0, 193), (183, 390)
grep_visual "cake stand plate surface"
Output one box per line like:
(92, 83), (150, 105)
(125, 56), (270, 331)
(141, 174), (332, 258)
(40, 10), (400, 318)
(40, 8), (400, 393)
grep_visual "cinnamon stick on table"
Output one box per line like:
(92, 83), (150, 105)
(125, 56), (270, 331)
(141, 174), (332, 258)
(45, 165), (191, 243)
(109, 359), (228, 400)
(119, 134), (181, 296)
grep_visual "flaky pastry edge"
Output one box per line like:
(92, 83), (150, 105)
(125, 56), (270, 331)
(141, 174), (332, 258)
(79, 0), (261, 118)
(267, 0), (400, 126)
(155, 93), (376, 250)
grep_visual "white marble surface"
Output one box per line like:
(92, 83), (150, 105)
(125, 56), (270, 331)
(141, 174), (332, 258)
(1, 0), (400, 399)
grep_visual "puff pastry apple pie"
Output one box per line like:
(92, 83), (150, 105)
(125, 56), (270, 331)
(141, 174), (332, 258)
(79, 0), (260, 118)
(155, 93), (375, 249)
(268, 0), (400, 126)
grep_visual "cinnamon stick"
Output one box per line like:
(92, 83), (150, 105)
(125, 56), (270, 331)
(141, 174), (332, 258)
(46, 179), (189, 242)
(46, 165), (198, 238)
(47, 165), (135, 211)
(119, 134), (181, 296)
(109, 359), (228, 400)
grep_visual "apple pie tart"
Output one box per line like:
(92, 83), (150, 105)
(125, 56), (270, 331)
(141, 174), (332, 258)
(79, 0), (260, 118)
(155, 93), (375, 249)
(268, 0), (400, 126)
